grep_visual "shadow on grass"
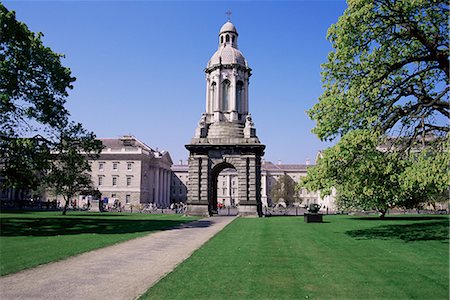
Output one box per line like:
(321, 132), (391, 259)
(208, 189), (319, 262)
(345, 221), (449, 242)
(0, 217), (198, 237)
(181, 220), (212, 228)
(353, 216), (448, 221)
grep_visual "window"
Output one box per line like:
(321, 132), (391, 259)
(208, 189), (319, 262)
(220, 36), (223, 44)
(222, 181), (226, 187)
(179, 188), (182, 195)
(226, 34), (230, 43)
(232, 181), (235, 186)
(98, 176), (103, 186)
(232, 188), (236, 195)
(99, 162), (104, 171)
(232, 35), (235, 43)
(111, 193), (116, 198)
(112, 176), (118, 186)
(222, 188), (227, 195)
(113, 163), (118, 171)
(127, 163), (132, 171)
(126, 176), (132, 187)
(125, 194), (131, 204)
(222, 80), (230, 111)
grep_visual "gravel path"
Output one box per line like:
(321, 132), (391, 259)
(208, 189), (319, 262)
(0, 216), (236, 300)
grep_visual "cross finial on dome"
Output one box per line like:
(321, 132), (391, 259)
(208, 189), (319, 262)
(225, 9), (232, 21)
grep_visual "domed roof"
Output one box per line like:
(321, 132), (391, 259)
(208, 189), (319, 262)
(219, 21), (238, 35)
(207, 45), (247, 68)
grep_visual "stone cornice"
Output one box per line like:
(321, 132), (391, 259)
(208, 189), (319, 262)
(205, 64), (252, 75)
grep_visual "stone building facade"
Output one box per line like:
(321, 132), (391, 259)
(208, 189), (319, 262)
(171, 160), (337, 212)
(88, 135), (172, 208)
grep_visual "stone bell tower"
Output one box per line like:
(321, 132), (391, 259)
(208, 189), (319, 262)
(186, 20), (265, 216)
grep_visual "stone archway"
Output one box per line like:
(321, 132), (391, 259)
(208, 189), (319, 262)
(185, 20), (265, 217)
(185, 144), (265, 217)
(210, 161), (236, 214)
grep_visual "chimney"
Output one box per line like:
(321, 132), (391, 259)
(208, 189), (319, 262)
(306, 159), (310, 165)
(277, 160), (281, 165)
(179, 160), (183, 165)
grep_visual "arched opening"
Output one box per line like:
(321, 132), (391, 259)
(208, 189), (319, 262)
(226, 34), (230, 43)
(210, 162), (238, 215)
(210, 82), (216, 111)
(232, 35), (235, 43)
(220, 36), (223, 44)
(236, 81), (243, 113)
(221, 79), (230, 111)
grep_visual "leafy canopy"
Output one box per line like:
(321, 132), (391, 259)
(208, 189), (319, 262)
(46, 123), (103, 215)
(270, 174), (299, 206)
(301, 0), (449, 215)
(0, 4), (75, 137)
(0, 3), (103, 209)
(0, 3), (77, 190)
(309, 0), (449, 144)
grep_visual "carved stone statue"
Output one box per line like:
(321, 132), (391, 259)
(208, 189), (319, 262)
(195, 113), (208, 138)
(244, 114), (256, 138)
(245, 114), (254, 128)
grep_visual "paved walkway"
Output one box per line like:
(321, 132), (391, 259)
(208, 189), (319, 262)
(0, 216), (236, 300)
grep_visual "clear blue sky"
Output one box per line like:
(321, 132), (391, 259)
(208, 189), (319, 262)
(4, 0), (347, 164)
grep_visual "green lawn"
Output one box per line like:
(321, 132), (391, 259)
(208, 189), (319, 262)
(142, 215), (449, 300)
(0, 211), (198, 276)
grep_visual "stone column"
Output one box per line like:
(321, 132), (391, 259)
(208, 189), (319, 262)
(205, 77), (211, 114)
(248, 156), (257, 203)
(154, 168), (159, 205)
(165, 170), (170, 206)
(186, 154), (209, 215)
(261, 172), (267, 207)
(164, 170), (167, 207)
(214, 72), (221, 122)
(230, 71), (238, 122)
(227, 173), (232, 206)
(160, 169), (164, 207)
(244, 75), (249, 114)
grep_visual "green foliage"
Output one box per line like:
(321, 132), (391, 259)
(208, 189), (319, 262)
(0, 4), (74, 137)
(0, 3), (74, 191)
(46, 123), (103, 215)
(400, 144), (450, 205)
(302, 130), (399, 215)
(0, 4), (102, 203)
(0, 135), (49, 190)
(304, 0), (449, 214)
(142, 216), (449, 300)
(302, 130), (449, 215)
(309, 0), (449, 143)
(269, 174), (299, 206)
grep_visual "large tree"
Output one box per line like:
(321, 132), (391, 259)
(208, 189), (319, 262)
(270, 174), (299, 207)
(46, 123), (103, 215)
(303, 131), (405, 217)
(0, 4), (74, 190)
(309, 0), (448, 145)
(1, 4), (103, 211)
(302, 0), (449, 215)
(302, 131), (449, 217)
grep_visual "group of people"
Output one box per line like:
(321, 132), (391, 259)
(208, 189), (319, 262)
(169, 202), (187, 214)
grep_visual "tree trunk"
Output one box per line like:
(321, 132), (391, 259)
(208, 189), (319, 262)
(62, 198), (70, 215)
(379, 208), (387, 219)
